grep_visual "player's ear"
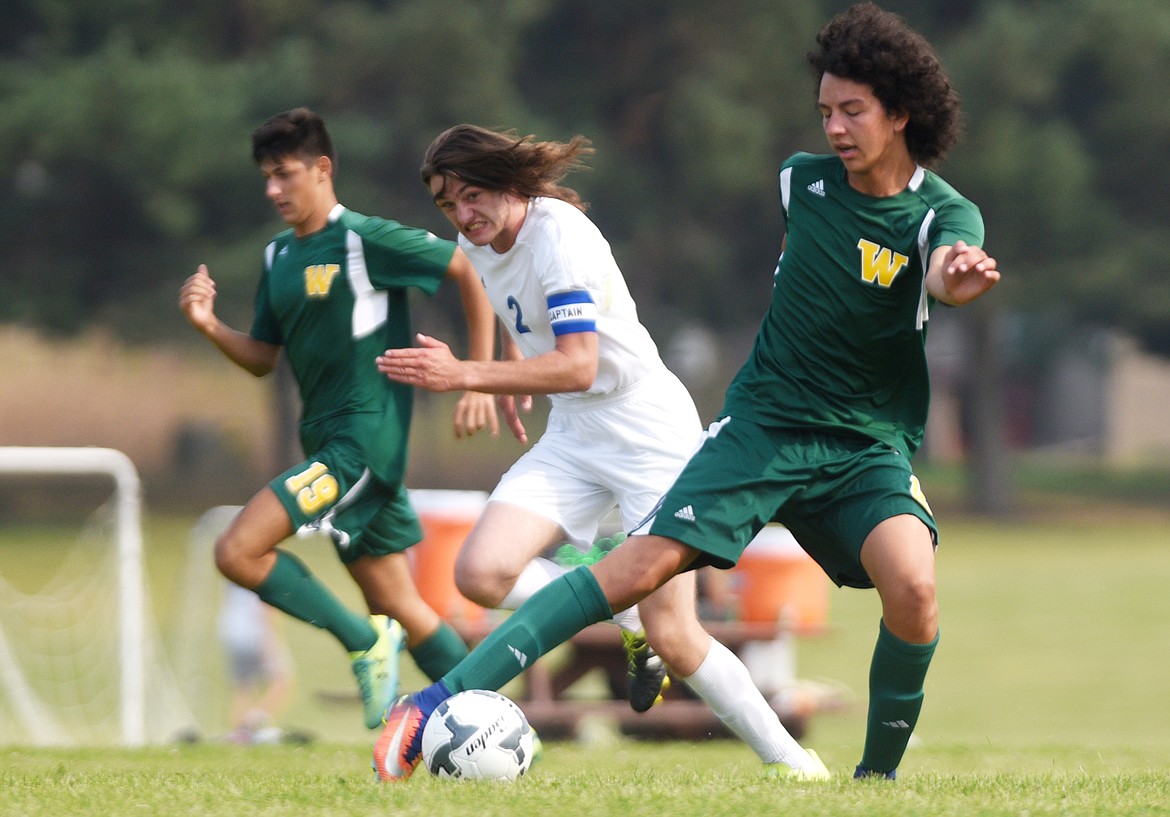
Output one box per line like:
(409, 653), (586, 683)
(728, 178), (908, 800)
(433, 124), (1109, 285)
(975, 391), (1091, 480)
(315, 155), (333, 180)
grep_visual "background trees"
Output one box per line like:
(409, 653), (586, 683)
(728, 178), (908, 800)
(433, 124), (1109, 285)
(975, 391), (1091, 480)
(5, 0), (1167, 349)
(2, 0), (1167, 506)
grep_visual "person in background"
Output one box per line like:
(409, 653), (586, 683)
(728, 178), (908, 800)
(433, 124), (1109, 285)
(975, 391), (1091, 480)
(374, 1), (999, 781)
(218, 582), (294, 744)
(179, 107), (497, 730)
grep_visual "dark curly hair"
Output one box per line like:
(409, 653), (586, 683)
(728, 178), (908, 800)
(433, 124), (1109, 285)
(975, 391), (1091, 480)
(808, 3), (962, 167)
(421, 124), (594, 212)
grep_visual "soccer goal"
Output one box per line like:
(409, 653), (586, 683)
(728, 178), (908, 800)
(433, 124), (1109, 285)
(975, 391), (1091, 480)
(0, 447), (163, 746)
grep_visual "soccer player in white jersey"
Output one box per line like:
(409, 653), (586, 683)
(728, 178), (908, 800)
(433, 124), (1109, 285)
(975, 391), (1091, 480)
(374, 123), (826, 778)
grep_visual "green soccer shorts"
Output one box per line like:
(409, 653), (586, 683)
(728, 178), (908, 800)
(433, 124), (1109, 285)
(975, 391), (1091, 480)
(645, 416), (937, 588)
(270, 438), (423, 564)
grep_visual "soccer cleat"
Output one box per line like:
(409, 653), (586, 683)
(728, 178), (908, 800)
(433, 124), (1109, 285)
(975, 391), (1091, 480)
(854, 764), (897, 780)
(350, 615), (405, 730)
(554, 532), (627, 567)
(766, 749), (831, 781)
(372, 694), (427, 782)
(622, 629), (669, 713)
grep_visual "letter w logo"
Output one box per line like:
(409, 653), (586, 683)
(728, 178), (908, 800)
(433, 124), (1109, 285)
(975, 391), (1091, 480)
(856, 239), (908, 288)
(304, 264), (340, 297)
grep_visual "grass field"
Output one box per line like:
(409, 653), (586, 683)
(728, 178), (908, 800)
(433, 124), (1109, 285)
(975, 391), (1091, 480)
(4, 741), (1170, 817)
(2, 509), (1169, 815)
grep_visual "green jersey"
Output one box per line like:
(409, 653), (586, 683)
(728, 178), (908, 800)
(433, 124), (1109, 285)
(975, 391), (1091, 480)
(250, 204), (455, 483)
(722, 153), (984, 457)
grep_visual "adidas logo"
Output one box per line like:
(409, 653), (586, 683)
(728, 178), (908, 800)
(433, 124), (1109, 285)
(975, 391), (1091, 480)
(673, 505), (696, 523)
(507, 644), (528, 669)
(807, 179), (826, 197)
(881, 719), (911, 729)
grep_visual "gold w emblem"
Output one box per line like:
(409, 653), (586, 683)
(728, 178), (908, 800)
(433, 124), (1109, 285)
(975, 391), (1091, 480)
(304, 264), (340, 297)
(856, 239), (909, 288)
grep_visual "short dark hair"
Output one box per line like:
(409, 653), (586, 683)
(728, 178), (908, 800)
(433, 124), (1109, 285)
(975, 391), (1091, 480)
(251, 107), (337, 168)
(421, 124), (594, 211)
(808, 2), (962, 167)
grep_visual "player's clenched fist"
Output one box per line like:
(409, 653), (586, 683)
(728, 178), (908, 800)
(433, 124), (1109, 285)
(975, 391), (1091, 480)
(179, 264), (218, 331)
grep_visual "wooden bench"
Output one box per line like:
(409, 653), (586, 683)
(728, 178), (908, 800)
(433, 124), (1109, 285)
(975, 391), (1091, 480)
(452, 618), (819, 741)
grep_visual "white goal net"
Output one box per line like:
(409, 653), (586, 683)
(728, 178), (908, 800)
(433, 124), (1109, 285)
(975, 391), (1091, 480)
(0, 447), (194, 746)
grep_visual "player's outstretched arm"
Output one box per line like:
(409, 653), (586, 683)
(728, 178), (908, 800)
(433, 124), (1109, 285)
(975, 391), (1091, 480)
(379, 330), (596, 396)
(925, 241), (1001, 306)
(179, 264), (280, 377)
(445, 248), (498, 439)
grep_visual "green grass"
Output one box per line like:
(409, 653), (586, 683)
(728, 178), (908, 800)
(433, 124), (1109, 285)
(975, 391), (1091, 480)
(3, 510), (1170, 815)
(3, 742), (1170, 817)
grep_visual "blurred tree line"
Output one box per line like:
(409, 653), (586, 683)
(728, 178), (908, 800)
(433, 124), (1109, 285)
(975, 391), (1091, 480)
(2, 0), (1168, 510)
(5, 0), (1168, 350)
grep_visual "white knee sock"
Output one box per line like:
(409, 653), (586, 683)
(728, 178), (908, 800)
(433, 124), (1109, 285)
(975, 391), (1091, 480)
(499, 557), (565, 609)
(499, 556), (642, 632)
(610, 604), (642, 633)
(682, 637), (814, 769)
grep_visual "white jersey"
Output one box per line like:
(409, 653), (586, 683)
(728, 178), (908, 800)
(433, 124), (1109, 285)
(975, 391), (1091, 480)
(460, 197), (700, 542)
(459, 197), (666, 407)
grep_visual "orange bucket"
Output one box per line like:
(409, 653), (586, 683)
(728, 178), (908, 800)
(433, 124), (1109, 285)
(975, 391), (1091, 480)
(731, 525), (828, 633)
(408, 489), (488, 623)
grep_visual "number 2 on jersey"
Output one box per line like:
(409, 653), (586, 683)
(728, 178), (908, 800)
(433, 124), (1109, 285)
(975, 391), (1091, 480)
(506, 295), (531, 334)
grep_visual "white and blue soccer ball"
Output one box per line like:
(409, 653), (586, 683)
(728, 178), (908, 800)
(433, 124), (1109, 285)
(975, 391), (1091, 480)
(421, 689), (534, 781)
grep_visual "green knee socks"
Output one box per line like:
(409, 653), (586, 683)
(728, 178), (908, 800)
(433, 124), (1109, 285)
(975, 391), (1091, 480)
(860, 619), (938, 774)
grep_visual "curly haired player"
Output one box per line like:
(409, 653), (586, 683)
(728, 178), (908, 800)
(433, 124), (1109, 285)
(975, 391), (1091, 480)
(375, 2), (999, 781)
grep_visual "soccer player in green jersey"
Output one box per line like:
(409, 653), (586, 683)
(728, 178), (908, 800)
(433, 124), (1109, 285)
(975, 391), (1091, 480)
(179, 108), (497, 730)
(375, 1), (1000, 780)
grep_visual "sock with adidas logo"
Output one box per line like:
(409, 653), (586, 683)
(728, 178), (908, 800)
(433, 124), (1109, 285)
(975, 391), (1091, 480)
(859, 619), (937, 774)
(441, 566), (613, 695)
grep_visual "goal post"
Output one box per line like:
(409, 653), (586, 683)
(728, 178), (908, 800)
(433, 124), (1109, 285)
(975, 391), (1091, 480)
(0, 446), (145, 746)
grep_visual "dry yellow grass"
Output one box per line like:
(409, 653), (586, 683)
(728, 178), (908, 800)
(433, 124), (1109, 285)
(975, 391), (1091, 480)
(0, 325), (272, 474)
(0, 326), (524, 496)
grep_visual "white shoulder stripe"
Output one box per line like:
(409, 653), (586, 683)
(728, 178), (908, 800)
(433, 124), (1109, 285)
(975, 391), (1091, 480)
(347, 229), (388, 339)
(907, 165), (926, 192)
(916, 209), (936, 329)
(779, 166), (793, 213)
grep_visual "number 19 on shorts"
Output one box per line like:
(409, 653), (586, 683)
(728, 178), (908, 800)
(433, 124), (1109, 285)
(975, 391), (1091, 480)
(284, 461), (339, 516)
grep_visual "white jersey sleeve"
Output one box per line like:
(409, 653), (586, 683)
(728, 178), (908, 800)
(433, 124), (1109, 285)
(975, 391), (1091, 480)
(462, 197), (666, 404)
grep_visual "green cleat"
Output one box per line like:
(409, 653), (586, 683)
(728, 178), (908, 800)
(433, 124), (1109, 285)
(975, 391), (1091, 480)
(622, 628), (669, 713)
(554, 532), (628, 567)
(350, 615), (405, 730)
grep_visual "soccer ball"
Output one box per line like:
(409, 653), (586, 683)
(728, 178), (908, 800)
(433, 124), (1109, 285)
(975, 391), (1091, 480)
(421, 689), (534, 781)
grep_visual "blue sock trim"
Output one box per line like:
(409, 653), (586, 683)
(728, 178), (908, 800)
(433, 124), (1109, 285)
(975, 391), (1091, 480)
(414, 679), (453, 717)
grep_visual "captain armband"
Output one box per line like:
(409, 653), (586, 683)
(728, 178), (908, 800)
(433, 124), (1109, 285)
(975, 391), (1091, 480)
(547, 290), (598, 336)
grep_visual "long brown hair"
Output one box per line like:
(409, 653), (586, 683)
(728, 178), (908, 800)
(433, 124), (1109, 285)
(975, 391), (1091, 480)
(421, 124), (594, 211)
